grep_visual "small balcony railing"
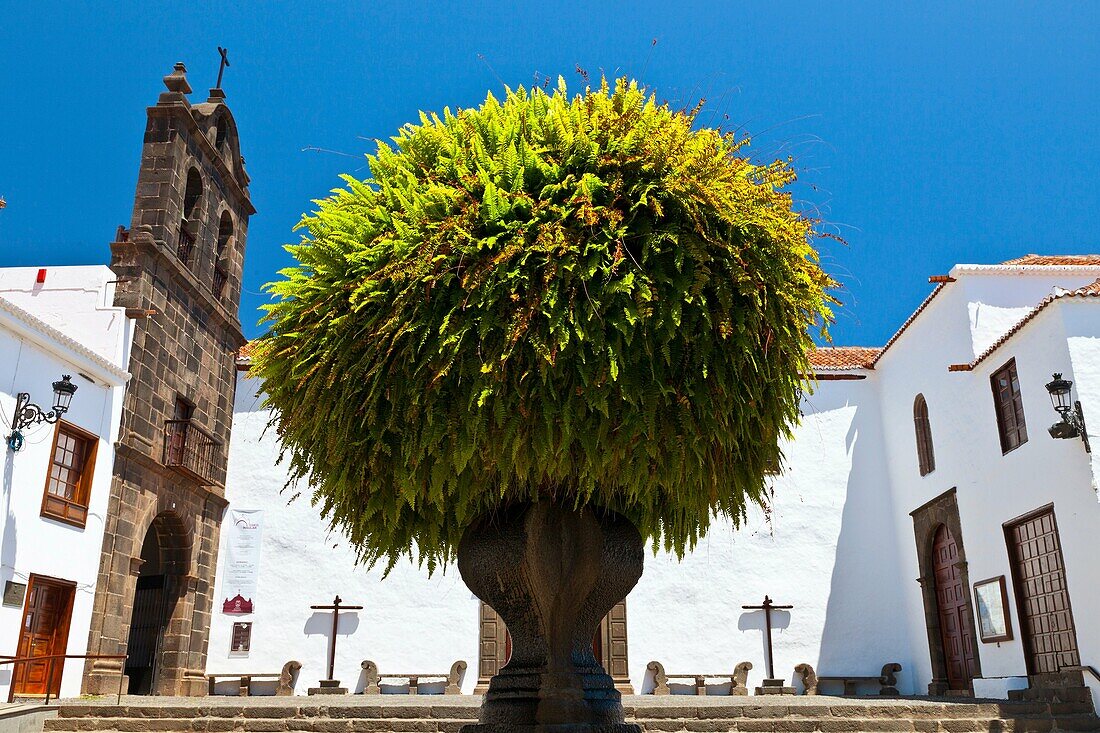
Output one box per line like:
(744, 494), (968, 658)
(177, 225), (196, 264)
(163, 419), (221, 484)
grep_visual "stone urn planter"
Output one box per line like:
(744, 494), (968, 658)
(458, 500), (644, 733)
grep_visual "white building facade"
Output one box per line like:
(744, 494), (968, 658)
(870, 256), (1100, 705)
(209, 255), (1100, 706)
(0, 266), (132, 700)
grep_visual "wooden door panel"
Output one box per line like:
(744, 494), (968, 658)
(477, 600), (633, 693)
(933, 525), (976, 690)
(13, 576), (75, 697)
(1008, 510), (1080, 675)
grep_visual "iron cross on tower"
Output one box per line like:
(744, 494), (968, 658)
(215, 46), (230, 89)
(742, 595), (793, 681)
(310, 595), (363, 683)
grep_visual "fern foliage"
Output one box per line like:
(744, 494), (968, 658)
(254, 78), (835, 573)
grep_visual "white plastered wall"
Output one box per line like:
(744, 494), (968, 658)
(0, 286), (129, 699)
(877, 270), (1100, 705)
(629, 375), (910, 693)
(211, 372), (911, 695)
(0, 266), (130, 366)
(211, 264), (1100, 703)
(209, 376), (480, 694)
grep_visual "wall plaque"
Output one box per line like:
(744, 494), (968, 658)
(231, 622), (252, 655)
(222, 593), (254, 614)
(221, 509), (263, 614)
(3, 580), (27, 607)
(973, 576), (1013, 643)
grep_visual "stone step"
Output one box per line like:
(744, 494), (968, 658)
(44, 697), (1100, 733)
(41, 717), (1100, 733)
(46, 702), (1079, 719)
(1010, 687), (1093, 704)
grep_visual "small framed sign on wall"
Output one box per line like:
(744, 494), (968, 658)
(231, 622), (253, 656)
(973, 576), (1013, 643)
(3, 580), (27, 607)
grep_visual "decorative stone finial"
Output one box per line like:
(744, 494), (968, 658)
(207, 87), (227, 103)
(131, 224), (155, 243)
(163, 62), (192, 95)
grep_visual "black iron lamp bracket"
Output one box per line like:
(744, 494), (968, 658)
(11, 391), (64, 432)
(1071, 400), (1090, 454)
(1048, 400), (1091, 454)
(7, 392), (64, 452)
(6, 375), (77, 452)
(1045, 373), (1091, 454)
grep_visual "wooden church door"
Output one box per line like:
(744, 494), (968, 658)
(1006, 508), (1080, 675)
(932, 525), (976, 690)
(476, 601), (632, 694)
(12, 575), (75, 698)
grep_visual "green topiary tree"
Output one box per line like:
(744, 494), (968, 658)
(254, 77), (834, 575)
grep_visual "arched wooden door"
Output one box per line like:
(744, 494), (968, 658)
(932, 525), (976, 690)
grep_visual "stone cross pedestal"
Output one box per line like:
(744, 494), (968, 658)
(755, 678), (796, 695)
(306, 595), (362, 695)
(307, 679), (348, 696)
(742, 595), (796, 695)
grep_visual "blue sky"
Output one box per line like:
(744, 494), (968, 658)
(1, 2), (1097, 345)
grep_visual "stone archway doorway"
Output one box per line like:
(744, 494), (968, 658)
(910, 489), (982, 696)
(476, 600), (632, 694)
(124, 512), (189, 694)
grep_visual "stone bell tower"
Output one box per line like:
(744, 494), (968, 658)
(82, 62), (254, 696)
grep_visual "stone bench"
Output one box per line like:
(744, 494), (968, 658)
(207, 660), (301, 696)
(647, 660), (753, 696)
(796, 662), (901, 696)
(361, 660), (467, 695)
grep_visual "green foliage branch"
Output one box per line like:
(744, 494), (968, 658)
(254, 78), (835, 572)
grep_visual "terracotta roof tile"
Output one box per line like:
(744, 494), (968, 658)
(873, 256), (1100, 367)
(1000, 254), (1100, 266)
(952, 277), (1100, 371)
(809, 346), (881, 370)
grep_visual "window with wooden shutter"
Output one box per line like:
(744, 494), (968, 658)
(41, 422), (98, 527)
(991, 359), (1028, 454)
(914, 394), (935, 476)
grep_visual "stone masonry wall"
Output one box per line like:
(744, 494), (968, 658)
(82, 64), (252, 696)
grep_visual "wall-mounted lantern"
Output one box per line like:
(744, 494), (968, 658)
(6, 375), (78, 452)
(1044, 373), (1090, 453)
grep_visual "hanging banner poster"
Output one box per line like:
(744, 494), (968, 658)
(221, 509), (263, 614)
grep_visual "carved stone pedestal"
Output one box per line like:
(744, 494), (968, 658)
(755, 679), (796, 696)
(458, 500), (643, 733)
(308, 679), (347, 695)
